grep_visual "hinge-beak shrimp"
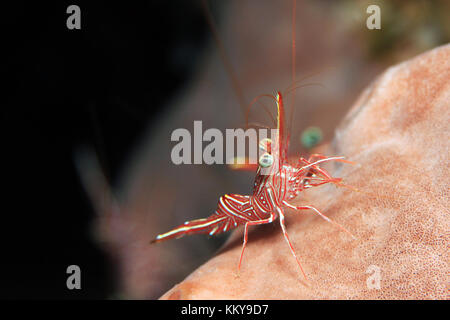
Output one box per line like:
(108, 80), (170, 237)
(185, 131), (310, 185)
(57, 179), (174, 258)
(151, 0), (357, 281)
(151, 91), (356, 281)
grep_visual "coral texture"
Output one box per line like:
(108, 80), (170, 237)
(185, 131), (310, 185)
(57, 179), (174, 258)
(160, 44), (450, 299)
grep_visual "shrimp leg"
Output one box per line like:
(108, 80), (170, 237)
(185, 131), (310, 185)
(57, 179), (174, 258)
(238, 214), (275, 273)
(276, 207), (308, 280)
(283, 202), (356, 239)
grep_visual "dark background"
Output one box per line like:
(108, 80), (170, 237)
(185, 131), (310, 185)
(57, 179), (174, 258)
(1, 0), (213, 299)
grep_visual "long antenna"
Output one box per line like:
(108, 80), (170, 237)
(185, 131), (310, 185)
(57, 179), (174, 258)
(292, 0), (297, 90)
(288, 0), (297, 141)
(200, 0), (247, 116)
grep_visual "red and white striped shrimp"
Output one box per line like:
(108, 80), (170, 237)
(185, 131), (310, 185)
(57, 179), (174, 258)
(151, 91), (355, 280)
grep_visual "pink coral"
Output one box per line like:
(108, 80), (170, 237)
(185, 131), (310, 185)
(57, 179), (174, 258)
(160, 44), (450, 299)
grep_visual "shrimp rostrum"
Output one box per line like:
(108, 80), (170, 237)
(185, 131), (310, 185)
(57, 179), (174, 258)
(151, 92), (355, 280)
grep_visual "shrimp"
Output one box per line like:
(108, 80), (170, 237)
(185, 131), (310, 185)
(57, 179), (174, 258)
(151, 0), (358, 281)
(151, 91), (355, 280)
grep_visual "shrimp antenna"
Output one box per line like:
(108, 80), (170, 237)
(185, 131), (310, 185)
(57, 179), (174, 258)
(289, 0), (297, 150)
(285, 65), (335, 139)
(283, 82), (326, 139)
(247, 122), (273, 130)
(284, 82), (327, 96)
(200, 0), (248, 116)
(285, 65), (337, 93)
(244, 94), (278, 130)
(254, 99), (277, 128)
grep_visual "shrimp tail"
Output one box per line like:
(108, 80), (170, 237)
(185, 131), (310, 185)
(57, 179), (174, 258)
(152, 213), (234, 243)
(151, 194), (252, 244)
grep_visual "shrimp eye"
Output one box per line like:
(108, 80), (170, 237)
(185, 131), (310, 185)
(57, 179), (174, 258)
(259, 153), (273, 168)
(259, 138), (272, 153)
